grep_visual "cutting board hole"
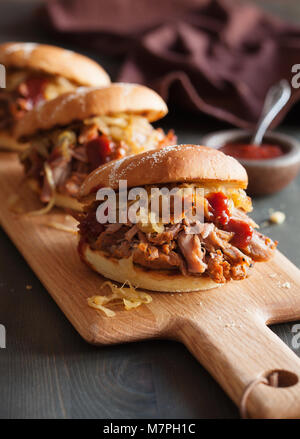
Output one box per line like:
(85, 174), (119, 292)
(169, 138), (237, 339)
(264, 370), (298, 388)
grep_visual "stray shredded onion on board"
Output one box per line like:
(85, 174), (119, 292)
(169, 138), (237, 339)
(87, 280), (152, 317)
(25, 196), (56, 216)
(45, 222), (78, 234)
(24, 163), (56, 216)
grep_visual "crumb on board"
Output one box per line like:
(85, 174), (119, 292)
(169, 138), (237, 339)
(260, 210), (286, 228)
(46, 222), (78, 234)
(269, 211), (286, 224)
(224, 322), (243, 329)
(280, 281), (291, 289)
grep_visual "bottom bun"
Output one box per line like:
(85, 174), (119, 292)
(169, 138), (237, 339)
(27, 178), (83, 212)
(82, 244), (220, 292)
(0, 131), (29, 152)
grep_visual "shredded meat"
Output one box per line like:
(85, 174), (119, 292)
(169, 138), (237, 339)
(177, 232), (207, 274)
(184, 221), (206, 235)
(113, 240), (131, 259)
(207, 250), (252, 283)
(93, 225), (126, 253)
(243, 231), (277, 262)
(71, 147), (88, 163)
(41, 156), (71, 202)
(104, 223), (123, 234)
(78, 201), (276, 284)
(22, 121), (176, 200)
(199, 224), (232, 252)
(207, 251), (232, 283)
(125, 224), (139, 241)
(231, 207), (257, 227)
(195, 222), (253, 281)
(59, 173), (86, 198)
(132, 246), (186, 273)
(78, 204), (104, 244)
(0, 74), (48, 130)
(147, 223), (182, 245)
(52, 161), (71, 187)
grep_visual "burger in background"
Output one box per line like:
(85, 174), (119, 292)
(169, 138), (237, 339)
(0, 42), (110, 151)
(15, 83), (177, 211)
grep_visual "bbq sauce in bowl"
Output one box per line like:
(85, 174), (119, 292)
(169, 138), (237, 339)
(201, 129), (300, 196)
(220, 142), (284, 160)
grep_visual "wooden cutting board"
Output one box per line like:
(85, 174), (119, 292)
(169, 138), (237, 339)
(1, 152), (300, 419)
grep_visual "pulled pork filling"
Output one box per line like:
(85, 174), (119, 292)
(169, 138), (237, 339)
(0, 68), (77, 131)
(20, 115), (177, 202)
(77, 186), (277, 284)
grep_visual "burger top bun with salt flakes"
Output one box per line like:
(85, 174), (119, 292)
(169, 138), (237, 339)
(15, 83), (169, 140)
(80, 143), (248, 198)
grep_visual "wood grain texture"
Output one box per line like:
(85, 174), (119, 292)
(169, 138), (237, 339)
(1, 153), (300, 419)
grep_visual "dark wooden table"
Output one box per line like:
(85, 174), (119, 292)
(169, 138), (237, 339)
(0, 1), (300, 419)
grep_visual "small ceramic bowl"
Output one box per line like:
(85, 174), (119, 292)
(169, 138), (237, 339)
(201, 130), (300, 196)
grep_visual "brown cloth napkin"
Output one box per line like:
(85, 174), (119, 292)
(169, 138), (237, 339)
(45, 0), (300, 128)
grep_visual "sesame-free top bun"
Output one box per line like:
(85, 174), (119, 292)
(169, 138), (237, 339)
(15, 83), (168, 140)
(80, 144), (248, 199)
(0, 42), (110, 87)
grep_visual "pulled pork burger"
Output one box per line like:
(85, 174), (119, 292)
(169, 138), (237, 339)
(0, 42), (110, 151)
(77, 144), (277, 292)
(15, 83), (176, 212)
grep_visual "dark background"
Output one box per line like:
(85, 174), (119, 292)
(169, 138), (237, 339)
(0, 0), (300, 419)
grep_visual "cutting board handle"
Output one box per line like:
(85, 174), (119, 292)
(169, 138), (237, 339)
(176, 314), (300, 418)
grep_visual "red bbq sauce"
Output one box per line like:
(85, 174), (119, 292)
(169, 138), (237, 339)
(225, 219), (253, 248)
(86, 134), (115, 170)
(19, 77), (48, 107)
(206, 192), (253, 248)
(220, 143), (284, 160)
(206, 192), (230, 225)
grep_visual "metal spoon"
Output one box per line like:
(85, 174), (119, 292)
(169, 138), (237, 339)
(251, 79), (291, 146)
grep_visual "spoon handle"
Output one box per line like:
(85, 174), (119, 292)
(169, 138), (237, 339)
(251, 79), (291, 146)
